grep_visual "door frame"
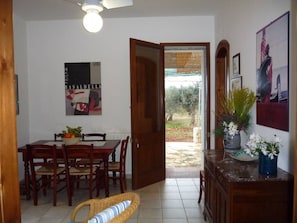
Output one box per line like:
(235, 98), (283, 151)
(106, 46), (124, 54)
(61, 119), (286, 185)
(161, 42), (211, 150)
(214, 40), (230, 150)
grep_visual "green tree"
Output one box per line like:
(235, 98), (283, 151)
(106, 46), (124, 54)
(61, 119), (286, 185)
(165, 86), (181, 121)
(180, 83), (200, 125)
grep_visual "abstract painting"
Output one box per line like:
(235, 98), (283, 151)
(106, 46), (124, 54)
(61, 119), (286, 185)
(65, 62), (102, 115)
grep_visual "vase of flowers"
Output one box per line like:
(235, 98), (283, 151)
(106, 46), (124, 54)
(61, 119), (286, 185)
(222, 121), (241, 150)
(215, 88), (256, 151)
(244, 133), (280, 176)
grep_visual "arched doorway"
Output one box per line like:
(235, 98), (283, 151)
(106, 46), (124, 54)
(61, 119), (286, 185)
(214, 40), (230, 150)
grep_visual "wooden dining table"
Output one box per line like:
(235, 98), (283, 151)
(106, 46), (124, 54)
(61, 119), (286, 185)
(18, 139), (121, 200)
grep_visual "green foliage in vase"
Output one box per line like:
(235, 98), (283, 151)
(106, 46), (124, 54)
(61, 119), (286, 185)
(61, 126), (82, 138)
(215, 88), (256, 137)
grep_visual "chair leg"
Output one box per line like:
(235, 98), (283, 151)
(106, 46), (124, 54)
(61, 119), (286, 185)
(31, 177), (38, 206)
(119, 171), (127, 193)
(112, 171), (117, 185)
(66, 176), (73, 206)
(53, 175), (57, 206)
(198, 170), (204, 204)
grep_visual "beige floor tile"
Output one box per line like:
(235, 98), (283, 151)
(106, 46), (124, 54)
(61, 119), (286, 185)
(21, 177), (209, 223)
(161, 199), (184, 208)
(162, 208), (187, 219)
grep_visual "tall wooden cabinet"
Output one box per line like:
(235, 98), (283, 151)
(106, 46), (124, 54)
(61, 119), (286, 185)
(204, 150), (293, 223)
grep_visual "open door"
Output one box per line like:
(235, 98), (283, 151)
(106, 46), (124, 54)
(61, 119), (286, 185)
(130, 38), (165, 189)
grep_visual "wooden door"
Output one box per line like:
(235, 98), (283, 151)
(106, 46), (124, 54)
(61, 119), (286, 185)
(130, 38), (165, 189)
(0, 0), (21, 222)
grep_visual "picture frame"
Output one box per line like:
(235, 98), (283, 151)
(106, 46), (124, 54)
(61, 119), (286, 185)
(232, 53), (240, 76)
(15, 74), (19, 115)
(256, 11), (289, 131)
(64, 62), (102, 116)
(231, 76), (242, 91)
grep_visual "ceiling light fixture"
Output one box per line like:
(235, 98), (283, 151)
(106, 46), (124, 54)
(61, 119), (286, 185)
(82, 0), (103, 33)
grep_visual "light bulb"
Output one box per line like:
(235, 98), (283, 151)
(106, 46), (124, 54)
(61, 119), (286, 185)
(83, 10), (103, 33)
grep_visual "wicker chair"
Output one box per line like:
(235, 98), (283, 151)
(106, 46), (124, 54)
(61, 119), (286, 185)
(70, 192), (140, 223)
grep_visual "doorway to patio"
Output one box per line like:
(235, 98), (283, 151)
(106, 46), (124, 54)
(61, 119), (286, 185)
(164, 44), (208, 178)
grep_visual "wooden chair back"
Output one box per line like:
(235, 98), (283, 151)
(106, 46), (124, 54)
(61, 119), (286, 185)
(54, 133), (63, 141)
(108, 136), (129, 192)
(62, 144), (99, 206)
(26, 144), (65, 206)
(119, 136), (129, 173)
(82, 133), (106, 141)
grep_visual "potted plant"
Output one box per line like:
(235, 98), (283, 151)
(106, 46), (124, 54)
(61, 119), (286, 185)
(215, 87), (256, 150)
(244, 133), (281, 176)
(61, 126), (82, 145)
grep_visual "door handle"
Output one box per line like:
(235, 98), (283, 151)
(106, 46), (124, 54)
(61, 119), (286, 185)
(135, 138), (140, 149)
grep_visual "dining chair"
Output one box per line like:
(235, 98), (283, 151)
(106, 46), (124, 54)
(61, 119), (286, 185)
(81, 133), (107, 167)
(54, 133), (63, 141)
(108, 136), (129, 193)
(26, 144), (67, 206)
(62, 144), (101, 206)
(82, 133), (106, 141)
(70, 192), (140, 223)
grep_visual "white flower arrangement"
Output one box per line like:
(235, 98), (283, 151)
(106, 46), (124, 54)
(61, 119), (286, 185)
(244, 133), (281, 160)
(223, 121), (239, 136)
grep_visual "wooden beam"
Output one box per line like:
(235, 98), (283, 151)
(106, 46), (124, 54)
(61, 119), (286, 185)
(0, 0), (21, 222)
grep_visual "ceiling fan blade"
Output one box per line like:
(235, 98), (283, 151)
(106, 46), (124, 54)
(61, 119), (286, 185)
(64, 0), (83, 7)
(102, 0), (133, 9)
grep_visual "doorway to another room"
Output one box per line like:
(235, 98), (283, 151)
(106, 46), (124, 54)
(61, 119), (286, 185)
(164, 44), (209, 178)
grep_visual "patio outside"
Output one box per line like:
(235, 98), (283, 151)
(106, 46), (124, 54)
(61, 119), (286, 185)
(165, 114), (203, 178)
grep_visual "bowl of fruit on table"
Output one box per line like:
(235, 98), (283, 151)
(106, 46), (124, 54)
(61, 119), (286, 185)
(61, 126), (82, 145)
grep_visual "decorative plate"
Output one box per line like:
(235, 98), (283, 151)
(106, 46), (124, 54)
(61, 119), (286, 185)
(229, 150), (258, 162)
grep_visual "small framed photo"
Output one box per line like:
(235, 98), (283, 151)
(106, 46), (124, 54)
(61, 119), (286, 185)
(15, 74), (19, 115)
(231, 76), (242, 91)
(232, 53), (240, 76)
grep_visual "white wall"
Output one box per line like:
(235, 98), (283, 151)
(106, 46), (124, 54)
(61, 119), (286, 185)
(15, 16), (215, 178)
(13, 14), (29, 179)
(214, 0), (294, 173)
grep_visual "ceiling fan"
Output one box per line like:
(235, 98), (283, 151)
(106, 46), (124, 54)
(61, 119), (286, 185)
(66, 0), (133, 33)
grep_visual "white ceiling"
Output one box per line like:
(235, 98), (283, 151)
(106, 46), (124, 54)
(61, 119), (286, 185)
(13, 0), (220, 21)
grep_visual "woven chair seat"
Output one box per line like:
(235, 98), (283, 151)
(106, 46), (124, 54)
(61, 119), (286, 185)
(108, 162), (120, 170)
(36, 167), (65, 175)
(69, 167), (97, 175)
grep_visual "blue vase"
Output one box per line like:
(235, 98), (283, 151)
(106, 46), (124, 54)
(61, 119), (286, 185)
(223, 132), (241, 151)
(258, 152), (278, 176)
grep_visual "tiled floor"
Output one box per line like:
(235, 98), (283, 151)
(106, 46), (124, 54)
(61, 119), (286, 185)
(21, 177), (207, 223)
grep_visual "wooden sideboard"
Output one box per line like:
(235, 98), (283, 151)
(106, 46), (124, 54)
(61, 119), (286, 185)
(204, 150), (293, 223)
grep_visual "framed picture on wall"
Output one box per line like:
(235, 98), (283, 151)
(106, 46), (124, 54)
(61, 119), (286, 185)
(256, 11), (289, 131)
(64, 62), (102, 116)
(231, 76), (242, 91)
(232, 53), (240, 76)
(15, 74), (19, 115)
